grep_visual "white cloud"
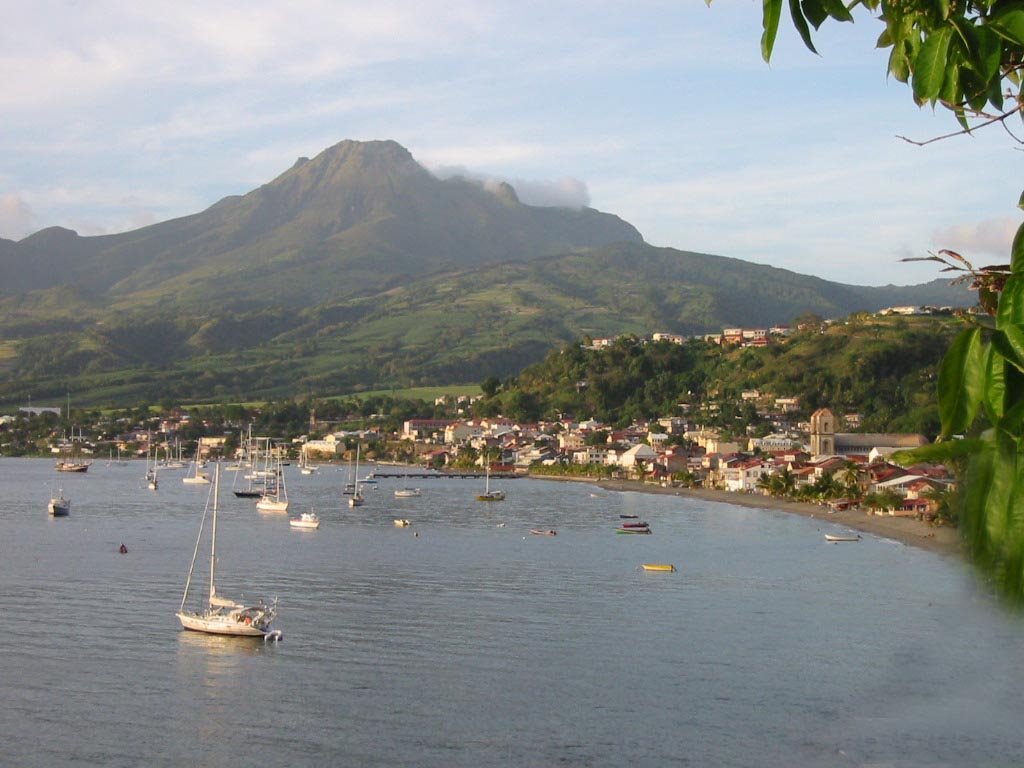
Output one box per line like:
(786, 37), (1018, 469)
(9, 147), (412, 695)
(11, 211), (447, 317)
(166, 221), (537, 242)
(932, 218), (1020, 261)
(428, 164), (590, 209)
(0, 194), (39, 240)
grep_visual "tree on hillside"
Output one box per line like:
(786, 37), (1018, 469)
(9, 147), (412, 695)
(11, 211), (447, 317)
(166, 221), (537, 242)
(721, 0), (1024, 604)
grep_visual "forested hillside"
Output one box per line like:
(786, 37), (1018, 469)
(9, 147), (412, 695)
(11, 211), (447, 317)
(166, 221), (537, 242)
(474, 314), (958, 436)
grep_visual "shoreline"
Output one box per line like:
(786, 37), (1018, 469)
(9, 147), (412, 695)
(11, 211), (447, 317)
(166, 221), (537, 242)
(539, 475), (962, 558)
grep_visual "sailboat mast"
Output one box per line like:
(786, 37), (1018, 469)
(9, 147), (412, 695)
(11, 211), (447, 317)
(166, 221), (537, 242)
(209, 463), (219, 608)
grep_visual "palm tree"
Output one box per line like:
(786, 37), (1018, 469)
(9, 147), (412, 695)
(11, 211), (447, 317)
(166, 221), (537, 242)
(835, 460), (863, 500)
(774, 466), (797, 498)
(922, 484), (956, 526)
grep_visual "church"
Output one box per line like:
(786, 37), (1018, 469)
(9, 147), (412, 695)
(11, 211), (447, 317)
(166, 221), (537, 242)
(808, 408), (928, 461)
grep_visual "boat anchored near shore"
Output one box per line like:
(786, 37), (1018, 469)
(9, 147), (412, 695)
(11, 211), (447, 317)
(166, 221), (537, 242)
(176, 464), (282, 640)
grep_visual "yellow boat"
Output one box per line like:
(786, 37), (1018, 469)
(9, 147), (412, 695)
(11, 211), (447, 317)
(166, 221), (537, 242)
(641, 563), (676, 572)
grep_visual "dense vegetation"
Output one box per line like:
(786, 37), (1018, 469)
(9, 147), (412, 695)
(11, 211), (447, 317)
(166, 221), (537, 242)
(475, 314), (959, 436)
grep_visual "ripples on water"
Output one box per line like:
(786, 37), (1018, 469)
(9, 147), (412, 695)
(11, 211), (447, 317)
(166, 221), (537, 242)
(2, 459), (1023, 766)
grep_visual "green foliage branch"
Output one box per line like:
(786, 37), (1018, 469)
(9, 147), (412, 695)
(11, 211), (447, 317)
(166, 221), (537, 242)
(714, 0), (1024, 603)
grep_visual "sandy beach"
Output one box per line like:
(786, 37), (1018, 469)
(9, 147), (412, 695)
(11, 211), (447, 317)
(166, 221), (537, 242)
(554, 476), (962, 558)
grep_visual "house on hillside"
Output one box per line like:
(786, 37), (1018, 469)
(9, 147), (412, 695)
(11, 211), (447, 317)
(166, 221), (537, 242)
(614, 443), (659, 472)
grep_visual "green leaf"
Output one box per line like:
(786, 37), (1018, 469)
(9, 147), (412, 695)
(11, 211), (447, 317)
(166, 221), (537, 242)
(888, 45), (911, 83)
(813, 0), (852, 23)
(973, 25), (1004, 83)
(892, 438), (984, 466)
(788, 0), (819, 53)
(981, 435), (1015, 553)
(800, 0), (827, 30)
(960, 431), (1000, 560)
(762, 0), (783, 62)
(938, 327), (985, 436)
(1012, 221), (1024, 273)
(993, 325), (1024, 372)
(982, 342), (1007, 423)
(912, 26), (953, 104)
(997, 275), (1024, 328)
(988, 9), (1024, 46)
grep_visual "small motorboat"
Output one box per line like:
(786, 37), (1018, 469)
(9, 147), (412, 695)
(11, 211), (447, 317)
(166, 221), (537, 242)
(530, 529), (557, 536)
(394, 488), (421, 498)
(642, 563), (676, 572)
(621, 521), (649, 529)
(615, 526), (651, 535)
(290, 512), (321, 530)
(619, 514), (639, 519)
(393, 518), (412, 527)
(825, 533), (861, 542)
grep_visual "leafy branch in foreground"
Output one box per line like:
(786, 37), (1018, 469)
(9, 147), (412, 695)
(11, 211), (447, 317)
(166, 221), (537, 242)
(710, 0), (1024, 604)
(728, 0), (1024, 139)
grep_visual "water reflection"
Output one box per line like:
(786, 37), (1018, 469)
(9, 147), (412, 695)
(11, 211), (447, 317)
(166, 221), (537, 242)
(175, 628), (275, 658)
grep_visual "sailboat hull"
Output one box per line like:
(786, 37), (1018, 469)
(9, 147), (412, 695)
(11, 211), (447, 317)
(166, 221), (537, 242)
(176, 610), (273, 637)
(256, 498), (289, 513)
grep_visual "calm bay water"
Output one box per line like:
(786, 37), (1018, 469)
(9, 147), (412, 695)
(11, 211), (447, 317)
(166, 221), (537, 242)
(2, 457), (1023, 767)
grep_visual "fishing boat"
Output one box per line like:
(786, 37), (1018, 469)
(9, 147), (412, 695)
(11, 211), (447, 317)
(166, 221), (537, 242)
(394, 488), (421, 498)
(48, 489), (70, 517)
(476, 462), (505, 502)
(176, 464), (282, 640)
(642, 563), (676, 572)
(824, 533), (861, 542)
(621, 521), (649, 529)
(289, 511), (321, 530)
(530, 529), (557, 536)
(615, 526), (652, 534)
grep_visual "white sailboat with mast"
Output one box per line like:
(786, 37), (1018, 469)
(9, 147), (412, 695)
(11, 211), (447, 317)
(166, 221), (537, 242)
(348, 444), (365, 507)
(299, 444), (318, 475)
(256, 445), (289, 512)
(476, 454), (505, 502)
(176, 464), (281, 640)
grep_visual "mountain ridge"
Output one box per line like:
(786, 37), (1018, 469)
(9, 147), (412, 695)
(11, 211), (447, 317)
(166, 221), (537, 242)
(0, 138), (974, 406)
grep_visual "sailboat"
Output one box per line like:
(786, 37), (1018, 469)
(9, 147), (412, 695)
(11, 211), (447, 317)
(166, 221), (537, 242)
(348, 444), (364, 507)
(256, 447), (289, 512)
(476, 460), (505, 502)
(176, 464), (282, 640)
(162, 440), (187, 470)
(145, 446), (159, 490)
(298, 444), (318, 475)
(48, 488), (71, 516)
(56, 428), (91, 472)
(233, 434), (265, 498)
(182, 446), (210, 484)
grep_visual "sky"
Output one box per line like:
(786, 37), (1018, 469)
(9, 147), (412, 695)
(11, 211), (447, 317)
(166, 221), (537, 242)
(1, 1), (1021, 286)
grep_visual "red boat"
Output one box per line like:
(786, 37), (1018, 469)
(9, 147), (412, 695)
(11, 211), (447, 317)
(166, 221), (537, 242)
(621, 521), (649, 529)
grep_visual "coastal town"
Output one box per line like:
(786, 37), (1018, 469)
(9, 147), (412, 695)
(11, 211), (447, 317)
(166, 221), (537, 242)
(5, 385), (954, 531)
